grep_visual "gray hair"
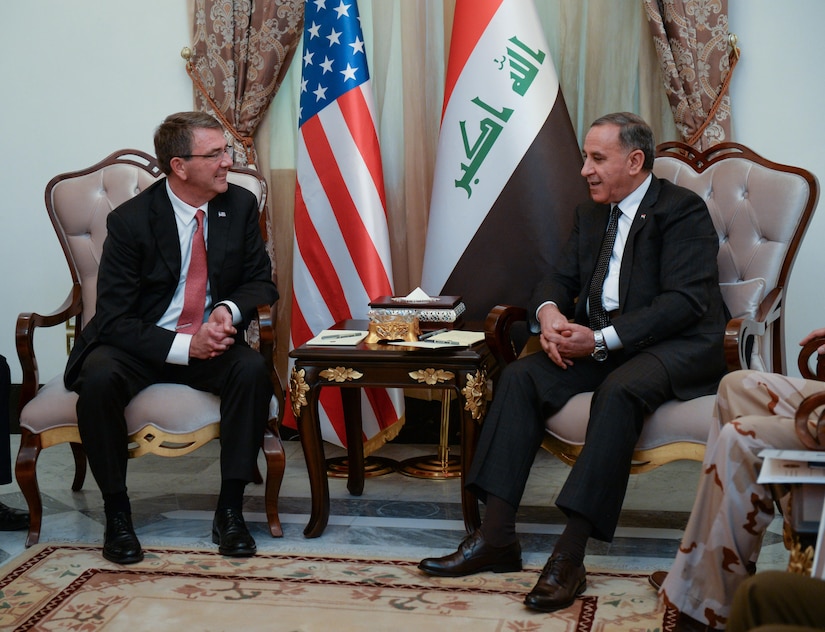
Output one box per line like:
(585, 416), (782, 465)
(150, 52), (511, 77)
(590, 112), (655, 170)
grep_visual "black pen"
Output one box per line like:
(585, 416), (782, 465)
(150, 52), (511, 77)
(419, 328), (449, 340)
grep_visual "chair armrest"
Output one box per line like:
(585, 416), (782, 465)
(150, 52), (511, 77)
(797, 336), (825, 381)
(16, 285), (83, 409)
(484, 304), (528, 367)
(784, 328), (824, 451)
(256, 304), (286, 427)
(795, 390), (825, 450)
(724, 287), (783, 373)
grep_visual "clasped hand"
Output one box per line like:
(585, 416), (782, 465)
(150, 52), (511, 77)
(537, 305), (595, 369)
(189, 306), (237, 359)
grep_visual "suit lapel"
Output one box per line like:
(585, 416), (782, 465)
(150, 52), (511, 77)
(151, 183), (182, 277)
(206, 194), (231, 290)
(618, 176), (661, 305)
(587, 203), (613, 271)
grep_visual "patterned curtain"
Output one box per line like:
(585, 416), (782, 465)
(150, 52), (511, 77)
(643, 0), (739, 150)
(186, 0), (304, 167)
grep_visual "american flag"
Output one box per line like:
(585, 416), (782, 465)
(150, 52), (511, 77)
(286, 0), (404, 449)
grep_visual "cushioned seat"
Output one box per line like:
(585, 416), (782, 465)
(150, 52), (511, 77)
(20, 378), (280, 456)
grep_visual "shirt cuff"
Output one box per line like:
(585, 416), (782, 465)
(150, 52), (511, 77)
(166, 333), (193, 365)
(535, 300), (558, 322)
(601, 325), (623, 350)
(213, 300), (241, 325)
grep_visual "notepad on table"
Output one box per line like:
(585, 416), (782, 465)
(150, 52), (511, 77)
(388, 330), (485, 348)
(305, 330), (368, 346)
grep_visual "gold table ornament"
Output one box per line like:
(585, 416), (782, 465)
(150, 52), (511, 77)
(364, 314), (420, 343)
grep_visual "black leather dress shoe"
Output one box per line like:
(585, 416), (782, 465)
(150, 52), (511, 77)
(103, 512), (144, 565)
(418, 529), (522, 577)
(212, 508), (256, 557)
(523, 553), (586, 612)
(0, 502), (29, 531)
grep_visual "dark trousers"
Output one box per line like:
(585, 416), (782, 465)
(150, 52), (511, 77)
(70, 344), (272, 497)
(467, 349), (673, 542)
(0, 355), (11, 485)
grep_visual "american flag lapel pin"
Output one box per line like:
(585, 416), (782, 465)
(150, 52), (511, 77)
(640, 213), (646, 219)
(218, 211), (226, 217)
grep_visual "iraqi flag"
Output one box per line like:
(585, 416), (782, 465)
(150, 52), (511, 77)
(421, 0), (588, 323)
(286, 0), (404, 451)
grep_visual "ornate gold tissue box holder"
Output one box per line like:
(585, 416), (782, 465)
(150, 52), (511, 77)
(365, 314), (420, 343)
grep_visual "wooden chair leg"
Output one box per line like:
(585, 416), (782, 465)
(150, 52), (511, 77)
(262, 423), (284, 537)
(14, 429), (43, 548)
(69, 442), (87, 491)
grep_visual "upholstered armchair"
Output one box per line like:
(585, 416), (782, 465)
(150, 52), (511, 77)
(485, 141), (819, 473)
(15, 149), (286, 547)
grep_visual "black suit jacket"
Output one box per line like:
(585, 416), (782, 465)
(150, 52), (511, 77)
(65, 179), (278, 387)
(529, 175), (728, 400)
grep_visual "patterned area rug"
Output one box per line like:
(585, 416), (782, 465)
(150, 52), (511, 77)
(0, 544), (675, 631)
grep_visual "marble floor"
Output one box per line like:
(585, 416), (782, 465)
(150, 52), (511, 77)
(0, 435), (790, 574)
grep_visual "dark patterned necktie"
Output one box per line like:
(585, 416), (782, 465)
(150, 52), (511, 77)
(587, 205), (621, 330)
(176, 209), (207, 334)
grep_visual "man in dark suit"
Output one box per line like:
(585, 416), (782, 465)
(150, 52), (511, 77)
(65, 111), (277, 565)
(0, 355), (29, 531)
(419, 112), (728, 612)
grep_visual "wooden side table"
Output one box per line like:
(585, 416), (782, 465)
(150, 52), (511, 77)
(289, 320), (498, 538)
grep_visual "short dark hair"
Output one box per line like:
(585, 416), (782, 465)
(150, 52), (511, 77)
(590, 112), (656, 171)
(153, 111), (224, 175)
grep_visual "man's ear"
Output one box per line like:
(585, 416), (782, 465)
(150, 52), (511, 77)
(169, 156), (188, 180)
(626, 148), (645, 176)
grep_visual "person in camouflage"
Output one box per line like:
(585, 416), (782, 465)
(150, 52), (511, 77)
(656, 328), (825, 630)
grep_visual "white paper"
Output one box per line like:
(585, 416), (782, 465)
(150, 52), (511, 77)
(757, 449), (825, 484)
(387, 330), (485, 348)
(305, 330), (368, 346)
(426, 330), (485, 345)
(398, 287), (433, 302)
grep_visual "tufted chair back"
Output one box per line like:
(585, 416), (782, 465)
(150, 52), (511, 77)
(48, 152), (266, 333)
(653, 142), (818, 374)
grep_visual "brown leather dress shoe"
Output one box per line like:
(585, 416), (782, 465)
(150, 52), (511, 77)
(674, 611), (722, 632)
(418, 529), (522, 577)
(648, 570), (667, 591)
(523, 553), (586, 612)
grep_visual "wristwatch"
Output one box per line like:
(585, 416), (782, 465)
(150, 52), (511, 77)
(591, 329), (608, 362)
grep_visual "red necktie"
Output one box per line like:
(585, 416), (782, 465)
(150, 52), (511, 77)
(176, 209), (207, 334)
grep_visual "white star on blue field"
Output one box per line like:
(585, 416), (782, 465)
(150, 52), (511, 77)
(299, 0), (369, 126)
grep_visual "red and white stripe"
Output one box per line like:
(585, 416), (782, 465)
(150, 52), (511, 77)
(288, 84), (403, 447)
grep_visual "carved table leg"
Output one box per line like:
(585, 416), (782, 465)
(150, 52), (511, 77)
(341, 387), (365, 496)
(296, 374), (329, 538)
